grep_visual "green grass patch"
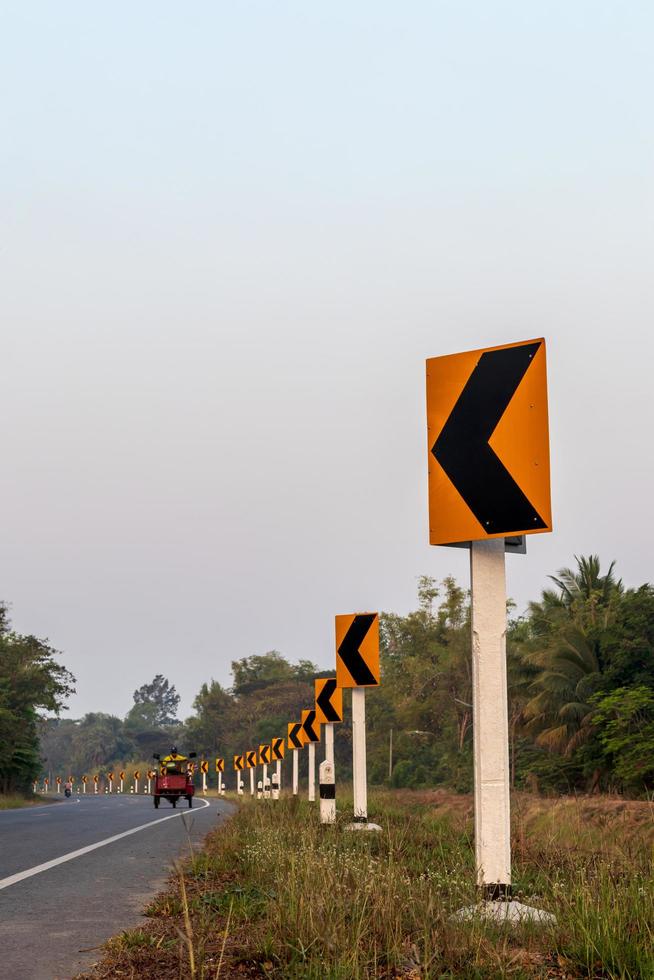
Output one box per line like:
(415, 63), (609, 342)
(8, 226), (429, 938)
(79, 790), (654, 979)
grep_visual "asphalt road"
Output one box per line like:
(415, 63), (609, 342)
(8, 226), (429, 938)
(0, 793), (233, 980)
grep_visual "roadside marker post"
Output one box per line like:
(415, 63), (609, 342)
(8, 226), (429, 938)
(426, 339), (555, 923)
(301, 710), (320, 803)
(315, 677), (343, 798)
(336, 613), (381, 831)
(132, 772), (140, 794)
(216, 758), (224, 795)
(259, 745), (271, 798)
(271, 738), (284, 798)
(245, 750), (256, 796)
(319, 759), (336, 824)
(107, 773), (114, 794)
(119, 771), (125, 794)
(200, 760), (209, 795)
(56, 777), (61, 794)
(93, 775), (99, 795)
(43, 778), (49, 793)
(287, 722), (304, 797)
(82, 776), (88, 794)
(234, 755), (244, 795)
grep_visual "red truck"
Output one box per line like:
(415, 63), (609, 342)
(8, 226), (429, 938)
(152, 752), (196, 809)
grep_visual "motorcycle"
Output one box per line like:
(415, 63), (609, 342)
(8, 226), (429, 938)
(64, 787), (72, 798)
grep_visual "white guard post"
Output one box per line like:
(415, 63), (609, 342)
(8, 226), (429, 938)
(257, 777), (263, 799)
(471, 539), (511, 895)
(237, 772), (244, 795)
(108, 778), (113, 794)
(218, 771), (223, 795)
(292, 750), (299, 795)
(319, 759), (336, 824)
(263, 763), (269, 797)
(119, 778), (124, 794)
(307, 742), (316, 802)
(271, 771), (279, 800)
(347, 688), (380, 831)
(134, 778), (138, 795)
(275, 759), (282, 794)
(250, 767), (255, 796)
(202, 772), (207, 795)
(56, 781), (60, 794)
(83, 781), (86, 794)
(95, 780), (99, 795)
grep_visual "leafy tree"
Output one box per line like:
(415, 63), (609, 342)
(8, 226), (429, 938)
(0, 604), (75, 793)
(591, 686), (654, 791)
(132, 675), (180, 727)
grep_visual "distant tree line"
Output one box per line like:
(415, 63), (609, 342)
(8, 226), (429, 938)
(3, 554), (654, 797)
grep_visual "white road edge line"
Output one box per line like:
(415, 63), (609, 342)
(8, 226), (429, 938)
(0, 799), (211, 892)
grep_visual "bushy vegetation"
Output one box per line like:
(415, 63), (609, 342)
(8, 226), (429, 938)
(0, 602), (74, 794)
(4, 553), (653, 799)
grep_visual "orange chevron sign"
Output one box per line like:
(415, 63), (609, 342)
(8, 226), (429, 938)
(301, 709), (320, 743)
(259, 744), (271, 765)
(200, 761), (209, 774)
(245, 750), (257, 768)
(234, 754), (244, 770)
(426, 339), (552, 545)
(287, 721), (305, 750)
(335, 613), (380, 688)
(315, 677), (343, 724)
(271, 737), (285, 760)
(215, 758), (225, 773)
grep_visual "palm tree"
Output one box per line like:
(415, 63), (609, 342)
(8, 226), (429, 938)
(521, 556), (621, 758)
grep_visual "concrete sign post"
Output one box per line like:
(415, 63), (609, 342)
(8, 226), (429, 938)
(335, 613), (381, 831)
(426, 339), (555, 923)
(308, 742), (316, 802)
(292, 750), (299, 795)
(250, 767), (255, 796)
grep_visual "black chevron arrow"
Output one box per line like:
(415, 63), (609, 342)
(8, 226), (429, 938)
(337, 614), (377, 685)
(246, 751), (256, 767)
(302, 710), (320, 742)
(288, 723), (303, 749)
(272, 738), (284, 760)
(316, 678), (341, 722)
(260, 745), (270, 764)
(432, 342), (547, 536)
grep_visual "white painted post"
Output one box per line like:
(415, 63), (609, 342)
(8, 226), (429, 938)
(134, 778), (138, 795)
(263, 763), (268, 797)
(108, 778), (113, 794)
(257, 777), (263, 799)
(275, 759), (281, 794)
(325, 722), (334, 769)
(95, 780), (98, 795)
(83, 781), (86, 794)
(271, 771), (279, 800)
(218, 771), (222, 795)
(308, 742), (316, 802)
(292, 749), (299, 796)
(237, 772), (244, 796)
(470, 539), (511, 896)
(351, 687), (367, 820)
(319, 759), (336, 824)
(146, 777), (150, 795)
(202, 772), (207, 795)
(57, 782), (60, 794)
(250, 767), (255, 796)
(119, 778), (124, 794)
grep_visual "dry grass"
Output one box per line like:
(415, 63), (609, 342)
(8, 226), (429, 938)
(76, 790), (654, 979)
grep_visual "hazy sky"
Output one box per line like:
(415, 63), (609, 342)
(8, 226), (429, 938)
(2, 3), (652, 720)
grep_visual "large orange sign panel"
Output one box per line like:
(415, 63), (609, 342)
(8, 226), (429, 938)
(426, 338), (552, 545)
(335, 613), (380, 688)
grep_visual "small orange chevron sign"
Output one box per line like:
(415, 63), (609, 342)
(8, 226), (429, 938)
(315, 677), (343, 724)
(259, 744), (271, 765)
(56, 777), (61, 784)
(147, 770), (156, 779)
(245, 750), (257, 768)
(119, 771), (126, 781)
(234, 754), (244, 770)
(335, 613), (380, 688)
(200, 761), (209, 774)
(301, 709), (320, 743)
(426, 338), (552, 545)
(93, 775), (99, 783)
(108, 772), (114, 781)
(82, 775), (88, 783)
(215, 758), (225, 773)
(271, 737), (285, 760)
(133, 772), (140, 780)
(287, 722), (304, 750)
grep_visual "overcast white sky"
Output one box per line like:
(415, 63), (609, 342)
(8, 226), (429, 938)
(1, 2), (652, 720)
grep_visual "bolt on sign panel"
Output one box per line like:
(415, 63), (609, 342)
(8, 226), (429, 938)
(287, 721), (305, 750)
(426, 338), (552, 546)
(271, 737), (285, 760)
(301, 708), (320, 743)
(335, 613), (380, 688)
(315, 677), (344, 724)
